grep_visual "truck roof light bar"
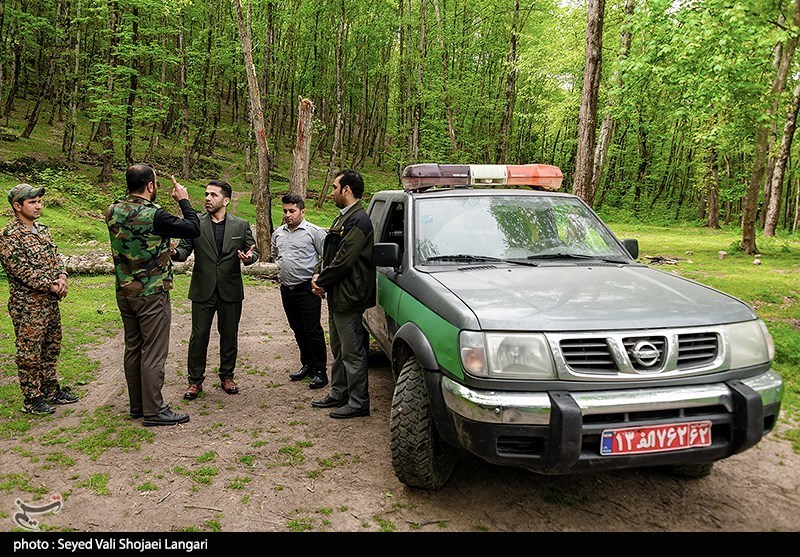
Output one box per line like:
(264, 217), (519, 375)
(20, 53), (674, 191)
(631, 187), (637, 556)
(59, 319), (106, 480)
(402, 163), (563, 192)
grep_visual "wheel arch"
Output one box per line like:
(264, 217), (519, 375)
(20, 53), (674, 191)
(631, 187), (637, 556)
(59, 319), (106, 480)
(391, 321), (439, 379)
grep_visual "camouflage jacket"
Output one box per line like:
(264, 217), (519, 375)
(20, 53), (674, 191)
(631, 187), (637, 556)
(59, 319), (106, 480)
(0, 218), (65, 301)
(106, 196), (173, 297)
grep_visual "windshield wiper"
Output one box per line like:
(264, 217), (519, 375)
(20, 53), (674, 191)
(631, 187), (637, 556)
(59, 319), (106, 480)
(426, 254), (542, 267)
(427, 254), (502, 263)
(527, 253), (629, 264)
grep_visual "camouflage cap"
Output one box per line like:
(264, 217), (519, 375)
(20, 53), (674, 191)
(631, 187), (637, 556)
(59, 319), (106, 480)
(8, 183), (45, 205)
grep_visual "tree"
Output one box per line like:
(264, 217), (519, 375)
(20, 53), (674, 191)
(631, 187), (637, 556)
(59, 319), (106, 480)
(316, 0), (344, 209)
(235, 0), (274, 259)
(290, 96), (315, 199)
(765, 80), (800, 236)
(572, 0), (605, 205)
(743, 0), (800, 254)
(591, 0), (634, 200)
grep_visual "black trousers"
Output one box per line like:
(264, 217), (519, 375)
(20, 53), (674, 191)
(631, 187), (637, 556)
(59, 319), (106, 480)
(187, 287), (242, 384)
(280, 281), (327, 372)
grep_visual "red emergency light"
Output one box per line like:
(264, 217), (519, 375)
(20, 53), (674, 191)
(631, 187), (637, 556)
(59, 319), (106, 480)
(402, 163), (563, 191)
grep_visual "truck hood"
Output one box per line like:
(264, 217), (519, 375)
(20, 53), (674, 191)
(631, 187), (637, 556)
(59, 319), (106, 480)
(430, 264), (756, 331)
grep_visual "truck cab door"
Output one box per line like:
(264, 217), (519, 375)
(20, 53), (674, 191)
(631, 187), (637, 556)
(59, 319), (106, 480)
(365, 199), (406, 357)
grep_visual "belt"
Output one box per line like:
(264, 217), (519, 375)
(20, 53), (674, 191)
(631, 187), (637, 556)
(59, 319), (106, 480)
(281, 280), (312, 291)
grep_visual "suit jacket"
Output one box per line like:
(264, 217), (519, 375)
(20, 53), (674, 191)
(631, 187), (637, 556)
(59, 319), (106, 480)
(172, 212), (260, 303)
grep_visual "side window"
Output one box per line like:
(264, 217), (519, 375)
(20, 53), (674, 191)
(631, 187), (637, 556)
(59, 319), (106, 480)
(383, 202), (405, 259)
(368, 199), (387, 229)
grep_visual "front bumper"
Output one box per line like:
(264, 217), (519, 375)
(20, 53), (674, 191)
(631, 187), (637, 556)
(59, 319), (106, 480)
(440, 369), (783, 474)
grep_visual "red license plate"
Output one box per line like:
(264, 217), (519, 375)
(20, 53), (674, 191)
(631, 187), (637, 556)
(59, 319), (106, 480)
(600, 421), (712, 456)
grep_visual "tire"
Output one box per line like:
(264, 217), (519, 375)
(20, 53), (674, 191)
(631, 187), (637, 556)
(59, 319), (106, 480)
(390, 354), (457, 490)
(669, 462), (714, 478)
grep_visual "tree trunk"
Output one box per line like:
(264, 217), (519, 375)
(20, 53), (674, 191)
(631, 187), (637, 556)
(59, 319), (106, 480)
(316, 0), (345, 209)
(62, 0), (81, 161)
(3, 25), (23, 122)
(123, 6), (139, 167)
(179, 23), (190, 180)
(98, 1), (119, 185)
(290, 96), (315, 199)
(571, 0), (605, 205)
(765, 80), (800, 236)
(409, 0), (425, 162)
(497, 0), (519, 163)
(591, 0), (634, 198)
(234, 0), (273, 259)
(762, 14), (787, 229)
(22, 0), (62, 138)
(707, 147), (720, 229)
(432, 0), (457, 152)
(794, 175), (800, 232)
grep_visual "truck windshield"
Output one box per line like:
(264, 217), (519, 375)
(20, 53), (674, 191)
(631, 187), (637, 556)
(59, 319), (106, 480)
(415, 195), (629, 265)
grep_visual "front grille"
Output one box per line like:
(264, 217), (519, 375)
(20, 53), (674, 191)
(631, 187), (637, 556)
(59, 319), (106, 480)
(551, 327), (726, 379)
(560, 338), (616, 371)
(677, 332), (719, 369)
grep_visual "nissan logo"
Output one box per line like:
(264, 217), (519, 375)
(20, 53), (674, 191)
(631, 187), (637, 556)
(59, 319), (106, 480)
(631, 340), (660, 367)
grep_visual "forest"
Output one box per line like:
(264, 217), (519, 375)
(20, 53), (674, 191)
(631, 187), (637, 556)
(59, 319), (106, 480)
(0, 0), (799, 254)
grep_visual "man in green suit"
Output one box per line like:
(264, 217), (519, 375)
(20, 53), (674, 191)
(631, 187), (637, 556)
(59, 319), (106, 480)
(172, 180), (259, 399)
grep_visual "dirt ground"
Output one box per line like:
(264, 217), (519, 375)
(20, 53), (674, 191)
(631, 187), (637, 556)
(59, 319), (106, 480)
(2, 279), (799, 534)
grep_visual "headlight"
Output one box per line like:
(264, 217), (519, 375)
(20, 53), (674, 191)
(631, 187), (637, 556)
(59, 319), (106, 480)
(459, 331), (556, 379)
(728, 319), (774, 368)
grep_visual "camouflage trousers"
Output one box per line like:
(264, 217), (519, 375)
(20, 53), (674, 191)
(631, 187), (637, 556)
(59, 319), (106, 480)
(8, 294), (62, 403)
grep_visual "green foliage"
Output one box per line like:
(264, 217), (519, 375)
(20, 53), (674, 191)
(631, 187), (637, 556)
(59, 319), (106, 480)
(40, 407), (154, 460)
(136, 482), (158, 492)
(0, 473), (49, 495)
(77, 473), (110, 496)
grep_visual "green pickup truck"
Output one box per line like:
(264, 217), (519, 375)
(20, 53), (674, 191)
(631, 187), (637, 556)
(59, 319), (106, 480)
(363, 163), (783, 490)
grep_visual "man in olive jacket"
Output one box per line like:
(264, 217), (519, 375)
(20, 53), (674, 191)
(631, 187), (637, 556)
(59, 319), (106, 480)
(310, 169), (376, 419)
(172, 180), (259, 399)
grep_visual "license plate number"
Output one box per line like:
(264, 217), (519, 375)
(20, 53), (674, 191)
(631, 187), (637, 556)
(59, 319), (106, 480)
(600, 421), (712, 456)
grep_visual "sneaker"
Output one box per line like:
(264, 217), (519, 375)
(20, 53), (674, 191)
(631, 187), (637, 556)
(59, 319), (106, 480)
(23, 397), (56, 415)
(50, 387), (79, 405)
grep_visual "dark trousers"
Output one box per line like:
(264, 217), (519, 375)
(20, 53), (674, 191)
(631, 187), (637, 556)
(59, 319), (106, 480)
(116, 291), (171, 417)
(280, 281), (326, 372)
(187, 288), (242, 384)
(328, 308), (369, 410)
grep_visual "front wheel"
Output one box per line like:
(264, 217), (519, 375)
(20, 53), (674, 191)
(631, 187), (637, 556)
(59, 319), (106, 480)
(390, 354), (457, 490)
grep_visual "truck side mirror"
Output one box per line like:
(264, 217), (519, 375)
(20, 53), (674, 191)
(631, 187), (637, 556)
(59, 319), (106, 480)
(373, 242), (401, 267)
(622, 238), (639, 260)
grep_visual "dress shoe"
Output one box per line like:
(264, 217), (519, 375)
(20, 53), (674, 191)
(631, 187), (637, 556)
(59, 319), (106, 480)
(308, 371), (329, 390)
(289, 365), (312, 381)
(220, 378), (239, 395)
(142, 407), (190, 427)
(329, 404), (370, 419)
(183, 383), (203, 400)
(311, 394), (347, 408)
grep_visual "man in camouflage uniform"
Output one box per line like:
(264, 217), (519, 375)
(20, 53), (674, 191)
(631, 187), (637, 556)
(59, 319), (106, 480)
(0, 183), (78, 415)
(106, 164), (200, 426)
